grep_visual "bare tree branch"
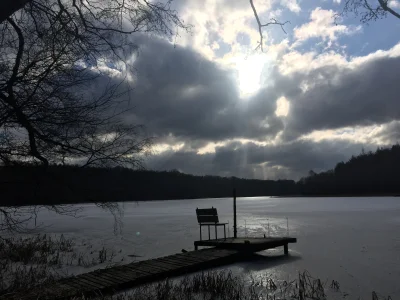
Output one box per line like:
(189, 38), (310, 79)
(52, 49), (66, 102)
(338, 0), (400, 23)
(249, 0), (289, 51)
(0, 0), (190, 232)
(0, 0), (32, 24)
(378, 0), (400, 19)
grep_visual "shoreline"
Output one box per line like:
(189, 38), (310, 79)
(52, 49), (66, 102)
(272, 194), (400, 198)
(3, 194), (400, 208)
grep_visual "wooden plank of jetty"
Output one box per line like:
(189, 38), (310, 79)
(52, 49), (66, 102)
(2, 237), (297, 300)
(1, 248), (240, 300)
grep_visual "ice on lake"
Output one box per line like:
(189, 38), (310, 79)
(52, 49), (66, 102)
(28, 197), (400, 298)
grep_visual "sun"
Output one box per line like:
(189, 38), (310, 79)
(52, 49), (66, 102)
(235, 54), (265, 98)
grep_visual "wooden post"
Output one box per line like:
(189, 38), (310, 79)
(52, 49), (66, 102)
(233, 188), (237, 238)
(287, 217), (289, 237)
(284, 244), (288, 255)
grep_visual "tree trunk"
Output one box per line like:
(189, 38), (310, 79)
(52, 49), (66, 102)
(0, 0), (31, 23)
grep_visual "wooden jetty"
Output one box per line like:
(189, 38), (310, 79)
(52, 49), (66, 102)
(194, 237), (297, 253)
(2, 248), (241, 300)
(2, 237), (296, 300)
(2, 192), (297, 299)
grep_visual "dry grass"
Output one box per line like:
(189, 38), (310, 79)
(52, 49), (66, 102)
(0, 234), (73, 265)
(72, 270), (392, 300)
(0, 234), (117, 295)
(0, 235), (393, 300)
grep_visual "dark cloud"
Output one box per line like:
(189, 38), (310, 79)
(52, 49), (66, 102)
(213, 139), (374, 177)
(112, 34), (400, 179)
(146, 139), (375, 180)
(373, 121), (400, 144)
(276, 54), (400, 139)
(127, 35), (283, 144)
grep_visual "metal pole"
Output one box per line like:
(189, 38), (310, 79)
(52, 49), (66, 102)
(286, 217), (289, 236)
(233, 188), (237, 238)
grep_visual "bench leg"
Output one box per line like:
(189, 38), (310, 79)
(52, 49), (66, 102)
(200, 225), (202, 241)
(215, 226), (217, 240)
(224, 224), (226, 240)
(208, 225), (210, 240)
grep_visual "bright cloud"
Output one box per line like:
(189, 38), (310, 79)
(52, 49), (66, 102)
(281, 0), (301, 13)
(176, 0), (274, 61)
(293, 8), (362, 48)
(117, 0), (400, 180)
(389, 0), (400, 8)
(275, 96), (290, 117)
(300, 125), (388, 145)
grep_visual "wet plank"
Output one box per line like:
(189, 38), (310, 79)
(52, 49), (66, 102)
(1, 247), (247, 300)
(148, 259), (184, 271)
(176, 253), (214, 263)
(156, 257), (194, 268)
(80, 273), (115, 287)
(74, 276), (104, 290)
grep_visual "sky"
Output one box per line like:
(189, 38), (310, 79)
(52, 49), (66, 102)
(112, 0), (400, 180)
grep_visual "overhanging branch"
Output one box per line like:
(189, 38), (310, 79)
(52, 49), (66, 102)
(0, 0), (32, 24)
(249, 0), (289, 51)
(378, 0), (400, 19)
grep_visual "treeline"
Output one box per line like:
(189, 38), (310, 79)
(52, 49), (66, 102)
(2, 144), (400, 205)
(298, 144), (400, 195)
(0, 166), (297, 206)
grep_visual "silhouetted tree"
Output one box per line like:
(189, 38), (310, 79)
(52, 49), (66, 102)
(299, 144), (400, 195)
(0, 0), (188, 167)
(0, 165), (298, 207)
(0, 0), (189, 232)
(339, 0), (400, 23)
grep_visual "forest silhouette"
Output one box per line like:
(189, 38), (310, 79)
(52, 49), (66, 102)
(1, 144), (400, 206)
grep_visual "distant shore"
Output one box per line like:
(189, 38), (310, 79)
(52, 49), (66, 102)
(4, 193), (400, 208)
(272, 194), (400, 198)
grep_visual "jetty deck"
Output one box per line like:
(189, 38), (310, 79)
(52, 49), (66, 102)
(2, 248), (241, 300)
(194, 237), (297, 252)
(2, 237), (296, 300)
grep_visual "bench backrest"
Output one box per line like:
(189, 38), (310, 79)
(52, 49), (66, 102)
(196, 207), (219, 223)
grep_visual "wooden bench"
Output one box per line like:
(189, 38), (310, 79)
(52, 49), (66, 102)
(196, 207), (227, 240)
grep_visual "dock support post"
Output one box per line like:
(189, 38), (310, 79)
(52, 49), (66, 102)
(284, 244), (288, 255)
(233, 188), (237, 238)
(224, 224), (226, 240)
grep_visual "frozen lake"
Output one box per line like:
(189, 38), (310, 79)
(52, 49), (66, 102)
(35, 196), (400, 299)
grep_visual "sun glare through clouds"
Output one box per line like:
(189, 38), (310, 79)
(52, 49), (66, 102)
(236, 54), (265, 98)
